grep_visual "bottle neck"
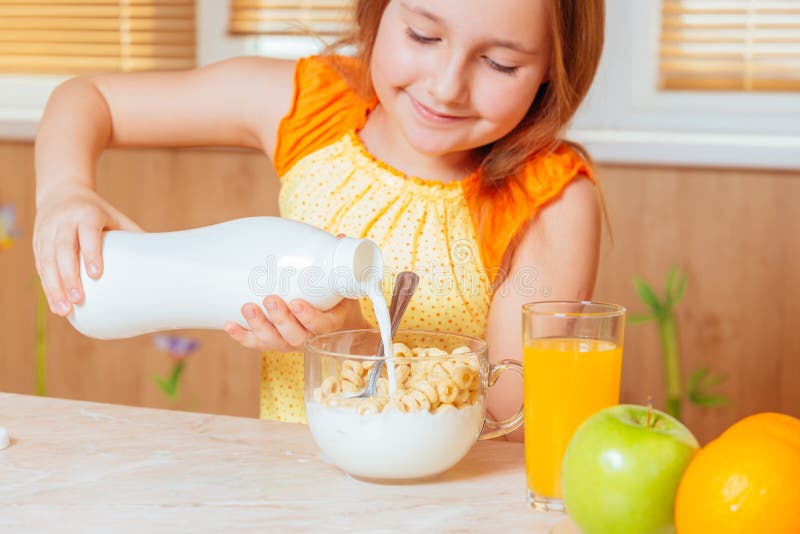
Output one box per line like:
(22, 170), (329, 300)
(331, 238), (383, 298)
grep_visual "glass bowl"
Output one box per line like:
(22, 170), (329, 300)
(304, 329), (523, 481)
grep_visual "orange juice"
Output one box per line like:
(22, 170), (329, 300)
(523, 337), (622, 499)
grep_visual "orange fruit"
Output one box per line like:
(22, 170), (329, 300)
(675, 412), (800, 534)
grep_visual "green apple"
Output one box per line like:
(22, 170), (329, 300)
(561, 404), (699, 534)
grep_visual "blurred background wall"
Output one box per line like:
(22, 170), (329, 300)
(1, 0), (799, 444)
(2, 141), (797, 444)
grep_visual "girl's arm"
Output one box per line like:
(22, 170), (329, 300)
(34, 57), (296, 316)
(37, 56), (296, 198)
(484, 176), (602, 441)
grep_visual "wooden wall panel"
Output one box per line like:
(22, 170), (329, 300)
(0, 142), (38, 399)
(593, 165), (800, 443)
(1, 140), (798, 443)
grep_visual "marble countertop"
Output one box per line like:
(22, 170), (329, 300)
(0, 392), (580, 533)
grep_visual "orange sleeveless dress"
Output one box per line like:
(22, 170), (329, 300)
(260, 56), (593, 422)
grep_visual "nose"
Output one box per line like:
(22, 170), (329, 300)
(428, 54), (469, 106)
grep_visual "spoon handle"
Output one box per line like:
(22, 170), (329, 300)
(365, 271), (419, 395)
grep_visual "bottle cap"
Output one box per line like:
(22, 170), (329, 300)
(0, 427), (9, 450)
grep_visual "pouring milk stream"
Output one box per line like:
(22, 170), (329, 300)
(68, 216), (398, 393)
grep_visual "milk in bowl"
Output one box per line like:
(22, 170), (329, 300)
(304, 330), (523, 481)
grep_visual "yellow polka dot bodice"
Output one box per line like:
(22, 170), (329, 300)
(261, 130), (492, 422)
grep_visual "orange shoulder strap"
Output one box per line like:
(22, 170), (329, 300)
(273, 55), (376, 177)
(461, 144), (594, 282)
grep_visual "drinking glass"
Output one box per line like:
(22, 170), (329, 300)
(523, 301), (625, 512)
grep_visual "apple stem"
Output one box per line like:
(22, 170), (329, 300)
(646, 396), (654, 427)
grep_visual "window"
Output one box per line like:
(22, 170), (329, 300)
(569, 0), (800, 169)
(226, 0), (352, 59)
(3, 0), (799, 169)
(0, 0), (198, 139)
(658, 0), (800, 91)
(0, 0), (197, 75)
(228, 0), (351, 38)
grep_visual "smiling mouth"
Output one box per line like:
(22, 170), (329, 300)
(408, 94), (467, 124)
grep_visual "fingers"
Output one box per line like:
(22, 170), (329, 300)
(77, 223), (103, 279)
(225, 297), (360, 352)
(32, 185), (135, 317)
(38, 246), (70, 315)
(34, 223), (61, 313)
(37, 223), (102, 315)
(38, 224), (79, 315)
(54, 227), (83, 307)
(223, 320), (284, 351)
(248, 302), (295, 350)
(224, 297), (320, 352)
(32, 234), (42, 278)
(224, 302), (294, 351)
(289, 298), (346, 335)
(263, 296), (313, 349)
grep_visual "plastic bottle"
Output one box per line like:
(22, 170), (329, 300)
(67, 217), (383, 339)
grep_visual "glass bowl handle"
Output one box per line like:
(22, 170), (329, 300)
(479, 359), (524, 441)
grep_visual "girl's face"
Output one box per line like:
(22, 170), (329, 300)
(370, 0), (552, 158)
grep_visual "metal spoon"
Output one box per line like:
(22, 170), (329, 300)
(354, 270), (419, 398)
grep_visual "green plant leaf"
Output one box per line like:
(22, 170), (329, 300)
(690, 394), (730, 407)
(628, 313), (655, 325)
(168, 361), (185, 399)
(633, 277), (663, 315)
(151, 374), (167, 392)
(687, 367), (709, 391)
(664, 266), (678, 307)
(151, 374), (178, 399)
(664, 266), (688, 310)
(687, 366), (730, 408)
(168, 360), (185, 386)
(35, 283), (48, 397)
(702, 371), (728, 389)
(689, 366), (729, 391)
(672, 271), (687, 304)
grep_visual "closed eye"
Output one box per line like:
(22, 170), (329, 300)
(406, 27), (440, 44)
(483, 56), (518, 75)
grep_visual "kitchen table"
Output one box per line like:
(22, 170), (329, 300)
(0, 392), (580, 532)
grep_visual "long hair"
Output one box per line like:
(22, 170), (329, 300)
(330, 0), (605, 188)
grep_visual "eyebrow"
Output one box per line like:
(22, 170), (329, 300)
(400, 1), (539, 56)
(487, 38), (539, 56)
(402, 1), (444, 25)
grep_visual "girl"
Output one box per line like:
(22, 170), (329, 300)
(33, 0), (605, 434)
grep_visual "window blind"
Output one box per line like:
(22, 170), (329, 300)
(228, 0), (352, 37)
(659, 0), (800, 91)
(0, 0), (196, 74)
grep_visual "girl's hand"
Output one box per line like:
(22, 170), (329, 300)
(224, 295), (369, 352)
(33, 183), (143, 317)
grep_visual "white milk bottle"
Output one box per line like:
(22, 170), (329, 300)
(67, 216), (383, 340)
